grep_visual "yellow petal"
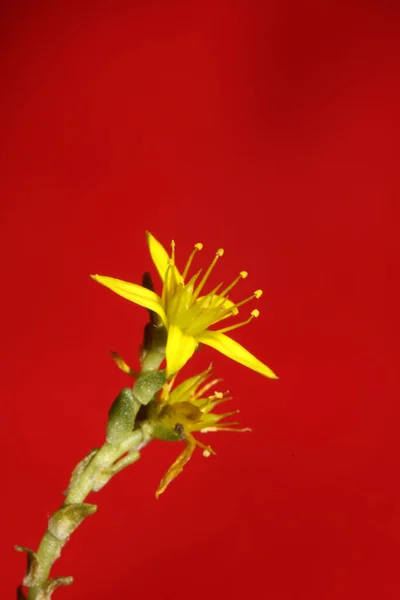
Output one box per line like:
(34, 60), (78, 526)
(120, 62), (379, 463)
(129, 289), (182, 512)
(196, 330), (278, 379)
(156, 436), (196, 498)
(91, 274), (167, 325)
(146, 231), (172, 282)
(165, 324), (198, 377)
(169, 367), (211, 404)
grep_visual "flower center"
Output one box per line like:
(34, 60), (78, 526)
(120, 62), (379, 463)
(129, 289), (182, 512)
(164, 241), (263, 335)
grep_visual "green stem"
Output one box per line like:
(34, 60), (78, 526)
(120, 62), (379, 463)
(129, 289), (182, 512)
(24, 343), (165, 599)
(27, 428), (149, 600)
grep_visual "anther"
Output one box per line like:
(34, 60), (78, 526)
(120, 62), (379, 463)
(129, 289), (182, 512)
(254, 289), (263, 299)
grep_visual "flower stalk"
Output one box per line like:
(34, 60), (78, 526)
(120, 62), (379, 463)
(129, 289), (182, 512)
(18, 326), (166, 600)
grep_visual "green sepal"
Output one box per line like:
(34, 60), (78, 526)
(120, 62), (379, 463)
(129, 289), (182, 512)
(133, 370), (166, 405)
(15, 546), (41, 587)
(36, 576), (74, 599)
(48, 504), (97, 542)
(106, 388), (140, 445)
(151, 421), (184, 442)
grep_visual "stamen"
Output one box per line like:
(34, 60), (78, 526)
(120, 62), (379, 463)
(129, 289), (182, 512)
(234, 289), (263, 309)
(211, 290), (258, 325)
(182, 242), (203, 281)
(200, 396), (231, 413)
(160, 373), (177, 402)
(194, 438), (216, 456)
(170, 240), (176, 265)
(209, 391), (231, 401)
(192, 248), (224, 301)
(220, 271), (248, 297)
(194, 377), (223, 399)
(201, 426), (252, 433)
(215, 309), (260, 334)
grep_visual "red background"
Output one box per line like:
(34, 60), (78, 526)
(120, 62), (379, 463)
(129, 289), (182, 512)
(1, 1), (399, 598)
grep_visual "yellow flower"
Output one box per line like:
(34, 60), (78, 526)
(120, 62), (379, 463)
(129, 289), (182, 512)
(91, 232), (277, 379)
(149, 366), (250, 497)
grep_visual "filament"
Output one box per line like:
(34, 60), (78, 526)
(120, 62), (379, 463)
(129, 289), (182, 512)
(192, 248), (224, 301)
(220, 271), (248, 297)
(215, 309), (260, 334)
(182, 242), (203, 281)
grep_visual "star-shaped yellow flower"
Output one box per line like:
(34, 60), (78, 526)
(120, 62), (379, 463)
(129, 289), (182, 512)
(91, 232), (277, 379)
(149, 366), (250, 497)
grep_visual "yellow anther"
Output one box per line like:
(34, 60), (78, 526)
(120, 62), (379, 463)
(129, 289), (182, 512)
(240, 271), (248, 278)
(254, 289), (263, 299)
(213, 392), (224, 399)
(217, 248), (224, 257)
(203, 449), (211, 457)
(195, 243), (203, 251)
(251, 309), (260, 318)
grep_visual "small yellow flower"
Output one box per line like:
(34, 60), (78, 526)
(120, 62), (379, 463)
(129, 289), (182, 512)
(149, 366), (250, 497)
(92, 232), (277, 379)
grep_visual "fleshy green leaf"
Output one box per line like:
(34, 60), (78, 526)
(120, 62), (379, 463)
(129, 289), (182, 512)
(48, 504), (97, 542)
(106, 388), (140, 445)
(36, 577), (74, 599)
(15, 546), (41, 587)
(133, 370), (166, 405)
